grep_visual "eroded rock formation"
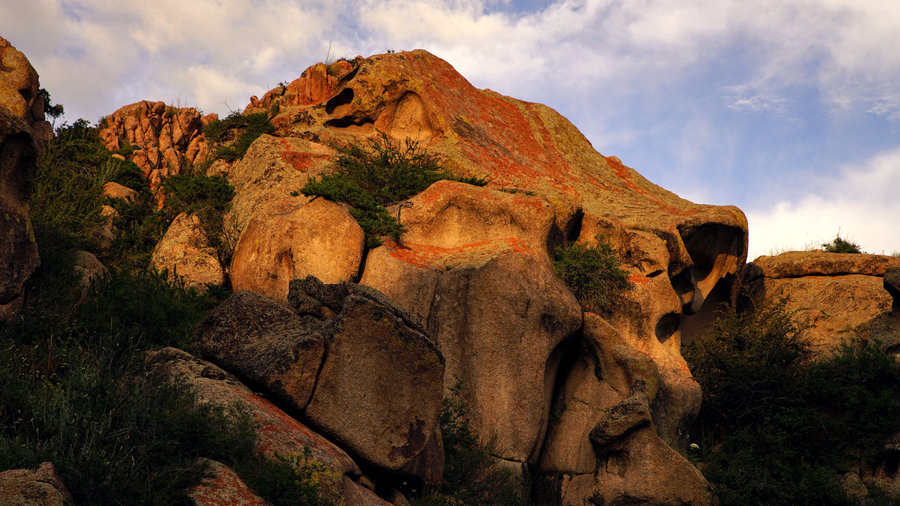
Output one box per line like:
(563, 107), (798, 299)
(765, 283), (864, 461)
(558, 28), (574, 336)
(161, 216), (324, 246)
(744, 251), (900, 357)
(98, 100), (211, 190)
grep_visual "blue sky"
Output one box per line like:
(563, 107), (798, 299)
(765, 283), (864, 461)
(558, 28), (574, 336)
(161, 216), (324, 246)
(3, 0), (899, 259)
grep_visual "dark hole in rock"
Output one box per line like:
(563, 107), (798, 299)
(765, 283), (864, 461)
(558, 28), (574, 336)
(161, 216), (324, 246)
(655, 312), (681, 344)
(325, 88), (354, 115)
(325, 115), (374, 129)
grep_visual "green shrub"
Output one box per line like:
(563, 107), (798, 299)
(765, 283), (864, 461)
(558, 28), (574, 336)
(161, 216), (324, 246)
(415, 381), (531, 505)
(0, 347), (258, 505)
(822, 234), (862, 253)
(552, 237), (632, 314)
(302, 132), (487, 247)
(685, 298), (900, 504)
(202, 112), (274, 165)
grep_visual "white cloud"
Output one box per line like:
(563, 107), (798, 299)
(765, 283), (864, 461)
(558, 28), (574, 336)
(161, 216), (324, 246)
(746, 147), (900, 259)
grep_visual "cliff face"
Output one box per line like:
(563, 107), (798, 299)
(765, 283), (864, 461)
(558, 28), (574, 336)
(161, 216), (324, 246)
(97, 50), (748, 504)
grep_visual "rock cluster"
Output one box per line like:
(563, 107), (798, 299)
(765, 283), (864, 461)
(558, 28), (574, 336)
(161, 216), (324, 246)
(98, 100), (211, 190)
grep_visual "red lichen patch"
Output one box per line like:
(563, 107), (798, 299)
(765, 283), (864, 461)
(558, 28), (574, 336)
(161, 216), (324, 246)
(628, 272), (650, 286)
(279, 139), (329, 173)
(604, 156), (698, 216)
(188, 462), (267, 506)
(386, 237), (540, 269)
(226, 386), (350, 464)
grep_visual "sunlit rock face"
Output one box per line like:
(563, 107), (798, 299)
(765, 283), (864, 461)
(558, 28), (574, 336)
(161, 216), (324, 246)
(744, 251), (900, 358)
(100, 49), (746, 504)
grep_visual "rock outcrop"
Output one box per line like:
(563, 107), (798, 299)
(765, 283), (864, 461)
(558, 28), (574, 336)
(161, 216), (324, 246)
(95, 49), (748, 504)
(0, 462), (72, 506)
(194, 278), (445, 475)
(98, 100), (211, 190)
(744, 251), (900, 357)
(0, 37), (43, 322)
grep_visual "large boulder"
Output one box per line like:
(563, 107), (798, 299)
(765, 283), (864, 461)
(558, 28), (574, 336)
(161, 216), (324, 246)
(744, 251), (900, 357)
(224, 134), (332, 233)
(151, 212), (226, 289)
(194, 279), (445, 474)
(147, 347), (388, 505)
(0, 462), (72, 506)
(230, 197), (365, 303)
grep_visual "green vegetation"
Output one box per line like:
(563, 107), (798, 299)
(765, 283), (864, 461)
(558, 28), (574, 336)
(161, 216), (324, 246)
(416, 381), (531, 505)
(202, 112), (274, 166)
(822, 234), (862, 254)
(302, 131), (487, 247)
(1, 116), (329, 504)
(685, 298), (900, 504)
(552, 237), (633, 314)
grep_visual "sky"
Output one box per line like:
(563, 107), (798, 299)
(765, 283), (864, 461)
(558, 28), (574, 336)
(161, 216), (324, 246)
(2, 0), (899, 259)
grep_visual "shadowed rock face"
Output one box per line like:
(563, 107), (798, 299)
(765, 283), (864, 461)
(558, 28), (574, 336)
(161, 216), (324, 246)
(0, 37), (44, 322)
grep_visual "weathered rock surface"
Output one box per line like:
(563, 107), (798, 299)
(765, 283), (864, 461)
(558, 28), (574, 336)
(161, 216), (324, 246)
(224, 134), (332, 233)
(187, 459), (267, 506)
(536, 313), (712, 504)
(360, 181), (583, 465)
(0, 36), (52, 141)
(98, 100), (210, 190)
(151, 212), (225, 288)
(195, 279), (445, 474)
(230, 197), (364, 303)
(0, 38), (42, 322)
(745, 251), (900, 356)
(101, 181), (137, 202)
(884, 267), (900, 312)
(0, 462), (72, 506)
(147, 346), (383, 505)
(73, 250), (107, 288)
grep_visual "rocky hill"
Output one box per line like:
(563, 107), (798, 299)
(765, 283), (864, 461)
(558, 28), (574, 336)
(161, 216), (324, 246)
(4, 37), (900, 505)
